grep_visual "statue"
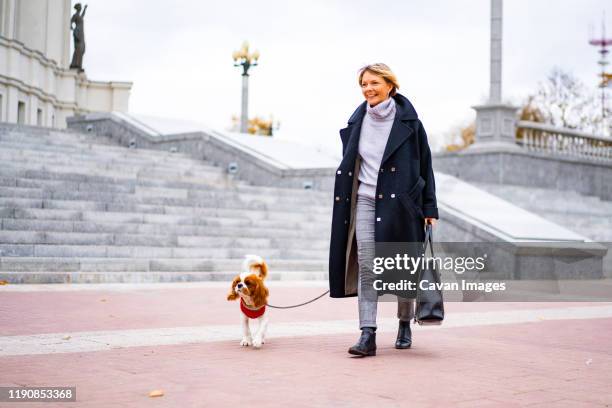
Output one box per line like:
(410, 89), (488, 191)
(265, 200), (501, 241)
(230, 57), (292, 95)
(69, 3), (88, 71)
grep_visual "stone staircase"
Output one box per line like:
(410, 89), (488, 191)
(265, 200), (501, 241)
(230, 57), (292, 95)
(471, 182), (612, 242)
(0, 127), (333, 283)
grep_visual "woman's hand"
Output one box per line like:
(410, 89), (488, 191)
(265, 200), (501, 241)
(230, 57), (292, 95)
(424, 218), (437, 227)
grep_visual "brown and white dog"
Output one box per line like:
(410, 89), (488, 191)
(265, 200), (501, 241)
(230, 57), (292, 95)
(226, 254), (270, 348)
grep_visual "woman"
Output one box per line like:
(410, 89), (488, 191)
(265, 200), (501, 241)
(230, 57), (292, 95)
(328, 63), (439, 357)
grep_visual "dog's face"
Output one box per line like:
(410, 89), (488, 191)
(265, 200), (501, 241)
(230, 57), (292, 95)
(227, 260), (269, 308)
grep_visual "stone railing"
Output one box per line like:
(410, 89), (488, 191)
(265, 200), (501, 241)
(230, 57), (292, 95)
(516, 121), (612, 162)
(434, 121), (612, 201)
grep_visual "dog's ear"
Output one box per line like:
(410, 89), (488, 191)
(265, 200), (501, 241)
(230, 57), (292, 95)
(258, 261), (268, 280)
(227, 277), (240, 301)
(251, 279), (269, 308)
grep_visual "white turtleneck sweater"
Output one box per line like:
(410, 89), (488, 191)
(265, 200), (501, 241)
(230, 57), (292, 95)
(357, 97), (396, 199)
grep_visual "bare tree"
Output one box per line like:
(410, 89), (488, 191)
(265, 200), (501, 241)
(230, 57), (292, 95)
(529, 67), (602, 134)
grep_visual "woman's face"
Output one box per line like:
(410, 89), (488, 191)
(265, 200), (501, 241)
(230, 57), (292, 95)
(361, 71), (393, 107)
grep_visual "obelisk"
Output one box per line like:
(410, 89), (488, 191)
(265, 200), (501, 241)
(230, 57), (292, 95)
(490, 0), (502, 104)
(469, 0), (520, 152)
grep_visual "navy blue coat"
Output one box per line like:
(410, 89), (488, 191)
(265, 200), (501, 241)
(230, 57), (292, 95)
(328, 93), (439, 298)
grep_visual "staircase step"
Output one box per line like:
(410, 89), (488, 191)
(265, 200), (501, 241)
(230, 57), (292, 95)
(0, 133), (203, 159)
(0, 146), (222, 170)
(2, 207), (330, 232)
(0, 169), (333, 208)
(0, 230), (329, 249)
(0, 161), (227, 183)
(0, 257), (327, 273)
(0, 270), (328, 284)
(0, 218), (330, 239)
(0, 185), (333, 217)
(0, 243), (327, 259)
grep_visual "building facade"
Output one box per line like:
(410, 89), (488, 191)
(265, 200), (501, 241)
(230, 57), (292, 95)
(0, 0), (131, 128)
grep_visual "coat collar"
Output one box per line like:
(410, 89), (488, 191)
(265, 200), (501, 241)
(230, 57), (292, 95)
(347, 93), (418, 125)
(341, 93), (417, 167)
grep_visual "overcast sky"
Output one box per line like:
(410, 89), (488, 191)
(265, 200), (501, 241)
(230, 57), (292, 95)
(80, 0), (609, 154)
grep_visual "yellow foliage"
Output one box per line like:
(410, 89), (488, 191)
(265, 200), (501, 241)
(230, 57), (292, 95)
(516, 96), (545, 141)
(230, 115), (275, 136)
(445, 122), (475, 152)
(247, 116), (274, 136)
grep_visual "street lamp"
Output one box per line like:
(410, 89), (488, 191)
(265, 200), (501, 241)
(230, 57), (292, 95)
(233, 41), (259, 133)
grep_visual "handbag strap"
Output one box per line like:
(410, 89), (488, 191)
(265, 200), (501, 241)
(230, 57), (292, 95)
(423, 223), (435, 258)
(415, 223), (437, 309)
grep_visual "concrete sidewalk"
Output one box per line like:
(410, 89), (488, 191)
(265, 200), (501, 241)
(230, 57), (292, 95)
(1, 282), (611, 407)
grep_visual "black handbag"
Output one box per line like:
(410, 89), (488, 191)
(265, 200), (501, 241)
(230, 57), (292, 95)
(414, 224), (445, 325)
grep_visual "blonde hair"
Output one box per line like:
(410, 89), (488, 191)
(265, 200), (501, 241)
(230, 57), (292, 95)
(358, 63), (400, 96)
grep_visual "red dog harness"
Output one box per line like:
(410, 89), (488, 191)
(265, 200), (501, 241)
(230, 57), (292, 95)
(240, 298), (266, 319)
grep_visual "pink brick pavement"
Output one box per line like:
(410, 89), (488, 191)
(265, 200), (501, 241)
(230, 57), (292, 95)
(1, 284), (611, 407)
(0, 285), (600, 336)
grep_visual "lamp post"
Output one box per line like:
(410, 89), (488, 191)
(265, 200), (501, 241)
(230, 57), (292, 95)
(233, 41), (259, 133)
(267, 114), (280, 136)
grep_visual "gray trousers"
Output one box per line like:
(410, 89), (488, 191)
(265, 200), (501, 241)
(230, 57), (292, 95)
(356, 194), (414, 329)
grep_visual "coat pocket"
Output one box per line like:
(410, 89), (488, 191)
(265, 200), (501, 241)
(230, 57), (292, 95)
(397, 176), (425, 219)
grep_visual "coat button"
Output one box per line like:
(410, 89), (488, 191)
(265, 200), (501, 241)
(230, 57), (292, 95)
(346, 197), (349, 202)
(337, 170), (342, 175)
(391, 167), (396, 172)
(345, 219), (348, 224)
(335, 196), (340, 201)
(378, 194), (383, 199)
(379, 168), (384, 173)
(348, 172), (352, 176)
(376, 217), (381, 222)
(391, 193), (396, 198)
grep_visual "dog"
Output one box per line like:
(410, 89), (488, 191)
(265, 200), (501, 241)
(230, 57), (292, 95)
(226, 254), (270, 348)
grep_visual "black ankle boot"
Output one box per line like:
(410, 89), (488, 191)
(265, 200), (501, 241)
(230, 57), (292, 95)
(395, 320), (412, 349)
(348, 327), (376, 356)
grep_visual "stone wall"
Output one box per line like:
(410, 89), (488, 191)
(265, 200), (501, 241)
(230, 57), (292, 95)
(433, 149), (612, 201)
